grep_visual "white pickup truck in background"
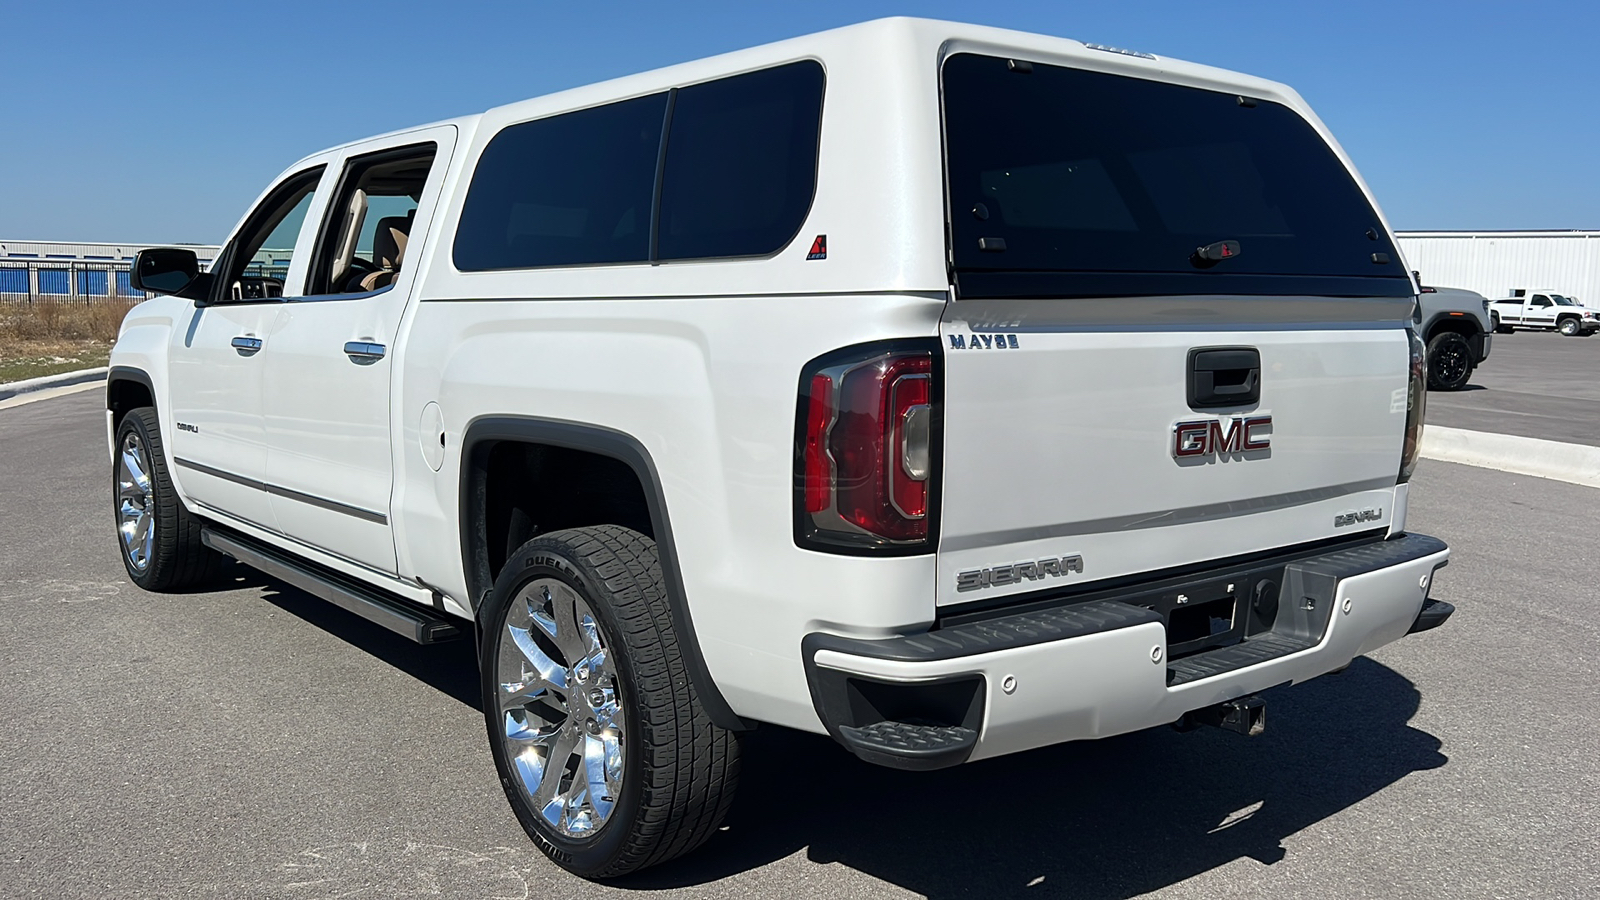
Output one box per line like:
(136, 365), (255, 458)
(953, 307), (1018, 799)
(1488, 289), (1600, 336)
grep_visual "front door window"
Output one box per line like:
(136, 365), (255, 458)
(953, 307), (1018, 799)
(217, 170), (322, 302)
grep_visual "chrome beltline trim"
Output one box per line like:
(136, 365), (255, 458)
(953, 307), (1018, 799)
(175, 456), (388, 524)
(939, 476), (1399, 552)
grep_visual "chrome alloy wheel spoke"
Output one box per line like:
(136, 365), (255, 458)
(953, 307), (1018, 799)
(529, 581), (587, 663)
(499, 577), (625, 839)
(117, 435), (154, 571)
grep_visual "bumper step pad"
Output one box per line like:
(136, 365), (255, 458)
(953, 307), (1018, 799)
(837, 721), (979, 770)
(1167, 633), (1316, 687)
(1409, 597), (1454, 633)
(806, 598), (1161, 663)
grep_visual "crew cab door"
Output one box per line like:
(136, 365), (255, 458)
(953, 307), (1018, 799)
(258, 127), (456, 573)
(166, 167), (325, 530)
(1525, 294), (1556, 327)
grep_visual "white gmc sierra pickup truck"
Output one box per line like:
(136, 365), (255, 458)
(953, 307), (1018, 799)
(108, 18), (1454, 878)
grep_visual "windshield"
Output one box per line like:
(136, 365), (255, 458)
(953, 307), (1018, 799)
(1552, 295), (1574, 305)
(942, 54), (1409, 298)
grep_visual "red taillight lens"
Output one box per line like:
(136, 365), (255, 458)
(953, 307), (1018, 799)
(833, 356), (931, 541)
(795, 341), (940, 553)
(888, 365), (932, 520)
(803, 374), (834, 513)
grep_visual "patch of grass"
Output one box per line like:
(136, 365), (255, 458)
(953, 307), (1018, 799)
(0, 299), (135, 385)
(0, 345), (113, 383)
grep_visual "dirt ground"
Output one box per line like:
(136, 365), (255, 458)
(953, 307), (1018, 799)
(0, 299), (132, 383)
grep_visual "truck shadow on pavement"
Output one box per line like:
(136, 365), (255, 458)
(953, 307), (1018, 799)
(253, 575), (481, 707)
(630, 656), (1444, 898)
(249, 575), (1443, 899)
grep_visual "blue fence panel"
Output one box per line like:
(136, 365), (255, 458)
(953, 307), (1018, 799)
(37, 269), (70, 294)
(0, 268), (27, 293)
(115, 271), (145, 296)
(78, 270), (109, 296)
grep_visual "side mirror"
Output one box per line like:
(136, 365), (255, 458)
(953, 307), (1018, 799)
(130, 248), (200, 296)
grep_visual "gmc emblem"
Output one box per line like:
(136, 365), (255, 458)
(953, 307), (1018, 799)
(1174, 415), (1272, 458)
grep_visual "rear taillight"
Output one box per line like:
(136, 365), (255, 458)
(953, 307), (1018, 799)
(795, 340), (940, 554)
(1399, 328), (1427, 483)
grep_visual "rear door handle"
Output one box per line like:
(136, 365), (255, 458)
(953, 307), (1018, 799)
(343, 341), (386, 362)
(231, 336), (263, 354)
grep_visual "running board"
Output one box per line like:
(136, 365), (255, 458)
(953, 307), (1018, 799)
(201, 528), (463, 643)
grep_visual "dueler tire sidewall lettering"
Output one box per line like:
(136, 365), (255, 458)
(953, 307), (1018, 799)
(479, 538), (644, 874)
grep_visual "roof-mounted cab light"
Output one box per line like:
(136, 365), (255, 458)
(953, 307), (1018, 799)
(1084, 43), (1157, 60)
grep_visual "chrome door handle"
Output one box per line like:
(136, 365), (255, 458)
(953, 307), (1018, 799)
(343, 341), (386, 361)
(231, 336), (263, 353)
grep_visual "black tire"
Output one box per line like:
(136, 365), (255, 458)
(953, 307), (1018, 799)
(1558, 316), (1581, 336)
(480, 525), (740, 878)
(1425, 331), (1474, 391)
(1491, 313), (1513, 334)
(112, 407), (229, 590)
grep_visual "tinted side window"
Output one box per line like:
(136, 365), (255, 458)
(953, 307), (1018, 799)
(454, 93), (667, 270)
(656, 61), (824, 261)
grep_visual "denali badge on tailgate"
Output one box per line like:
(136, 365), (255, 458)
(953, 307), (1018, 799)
(957, 555), (1084, 592)
(1334, 507), (1384, 527)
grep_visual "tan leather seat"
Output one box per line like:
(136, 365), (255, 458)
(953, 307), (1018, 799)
(360, 213), (412, 291)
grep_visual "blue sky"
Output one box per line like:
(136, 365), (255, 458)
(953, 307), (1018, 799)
(3, 0), (1595, 243)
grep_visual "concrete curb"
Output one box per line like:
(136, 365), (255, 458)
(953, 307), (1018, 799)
(1421, 425), (1600, 489)
(0, 367), (108, 402)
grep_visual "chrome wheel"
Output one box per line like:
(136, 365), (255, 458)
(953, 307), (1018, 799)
(497, 578), (624, 840)
(117, 432), (155, 572)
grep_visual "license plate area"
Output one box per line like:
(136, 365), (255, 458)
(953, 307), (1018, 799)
(1146, 578), (1252, 658)
(1165, 594), (1238, 655)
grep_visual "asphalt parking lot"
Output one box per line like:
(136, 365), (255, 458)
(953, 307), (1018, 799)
(3, 390), (1598, 899)
(1426, 328), (1600, 446)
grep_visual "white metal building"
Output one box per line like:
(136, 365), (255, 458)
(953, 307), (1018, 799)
(1396, 231), (1600, 303)
(0, 240), (227, 301)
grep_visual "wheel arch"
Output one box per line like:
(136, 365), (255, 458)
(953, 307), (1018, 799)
(107, 365), (156, 431)
(1422, 313), (1482, 343)
(459, 414), (749, 731)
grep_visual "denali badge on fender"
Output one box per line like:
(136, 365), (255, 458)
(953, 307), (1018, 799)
(1173, 415), (1272, 459)
(957, 554), (1084, 592)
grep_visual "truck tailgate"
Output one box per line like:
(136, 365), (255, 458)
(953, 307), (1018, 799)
(935, 303), (1407, 607)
